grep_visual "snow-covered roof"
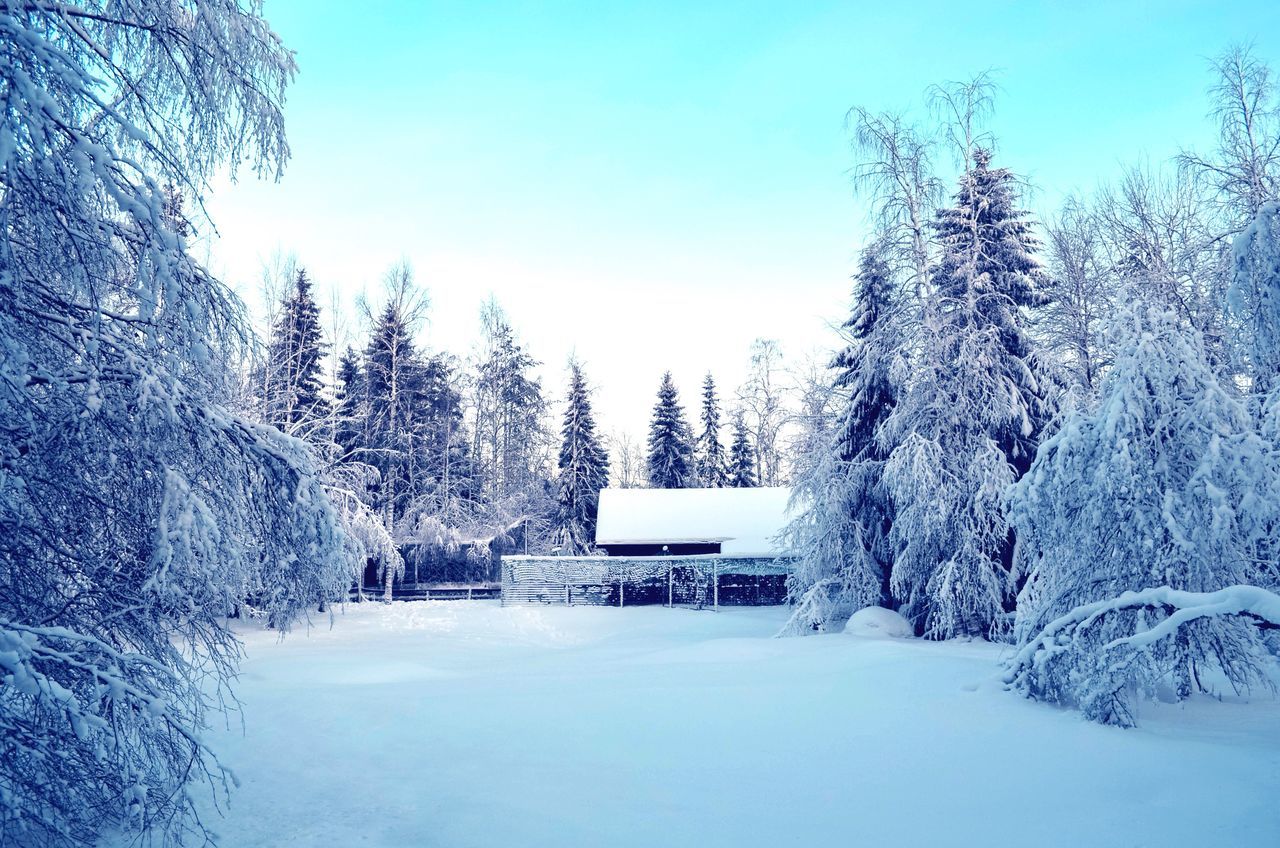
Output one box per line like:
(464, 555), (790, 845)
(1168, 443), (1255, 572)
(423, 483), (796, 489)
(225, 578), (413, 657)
(594, 487), (794, 556)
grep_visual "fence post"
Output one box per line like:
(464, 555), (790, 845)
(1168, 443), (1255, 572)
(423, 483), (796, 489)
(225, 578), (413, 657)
(668, 564), (673, 608)
(713, 561), (719, 610)
(565, 583), (570, 606)
(620, 577), (625, 608)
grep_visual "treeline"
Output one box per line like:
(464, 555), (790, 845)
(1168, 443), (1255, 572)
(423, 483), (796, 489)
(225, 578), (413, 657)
(249, 260), (835, 575)
(784, 53), (1280, 726)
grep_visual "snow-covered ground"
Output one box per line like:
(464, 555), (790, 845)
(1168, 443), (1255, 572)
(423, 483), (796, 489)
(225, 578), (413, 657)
(191, 602), (1279, 847)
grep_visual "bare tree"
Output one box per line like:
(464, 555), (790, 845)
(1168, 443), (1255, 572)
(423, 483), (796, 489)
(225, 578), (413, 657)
(1179, 45), (1280, 225)
(1036, 196), (1116, 393)
(737, 338), (788, 486)
(610, 430), (645, 488)
(848, 108), (943, 296)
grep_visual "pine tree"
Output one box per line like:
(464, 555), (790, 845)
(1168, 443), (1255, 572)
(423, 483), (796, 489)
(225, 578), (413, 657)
(694, 373), (728, 487)
(265, 267), (329, 429)
(727, 412), (758, 488)
(554, 362), (611, 553)
(883, 148), (1051, 639)
(646, 372), (695, 488)
(781, 240), (899, 633)
(1007, 304), (1275, 726)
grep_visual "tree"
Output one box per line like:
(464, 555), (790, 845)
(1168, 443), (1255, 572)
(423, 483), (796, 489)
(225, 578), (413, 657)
(883, 147), (1051, 639)
(360, 264), (425, 600)
(646, 372), (695, 488)
(333, 346), (365, 460)
(1038, 196), (1115, 395)
(1228, 201), (1280, 393)
(694, 374), (729, 487)
(0, 3), (358, 845)
(738, 338), (787, 486)
(471, 300), (552, 505)
(727, 412), (758, 488)
(263, 267), (330, 431)
(782, 240), (900, 634)
(1179, 45), (1280, 225)
(1007, 304), (1276, 726)
(554, 362), (611, 553)
(848, 107), (942, 297)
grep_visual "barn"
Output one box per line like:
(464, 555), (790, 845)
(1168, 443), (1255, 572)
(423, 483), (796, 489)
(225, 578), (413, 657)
(501, 486), (796, 607)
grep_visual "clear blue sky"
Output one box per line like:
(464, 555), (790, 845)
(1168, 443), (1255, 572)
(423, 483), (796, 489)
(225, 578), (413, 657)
(204, 0), (1280, 438)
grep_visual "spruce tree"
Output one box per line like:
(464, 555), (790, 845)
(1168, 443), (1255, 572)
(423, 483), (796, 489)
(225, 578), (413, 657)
(727, 412), (758, 488)
(646, 372), (695, 488)
(333, 346), (363, 460)
(782, 240), (899, 633)
(555, 362), (611, 552)
(882, 148), (1050, 639)
(364, 300), (426, 525)
(265, 267), (329, 429)
(694, 373), (729, 487)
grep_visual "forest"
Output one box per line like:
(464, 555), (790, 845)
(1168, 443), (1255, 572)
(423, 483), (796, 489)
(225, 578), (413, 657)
(2, 1), (1280, 846)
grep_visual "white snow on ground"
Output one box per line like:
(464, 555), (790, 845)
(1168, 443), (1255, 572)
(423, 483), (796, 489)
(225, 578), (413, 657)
(180, 602), (1279, 847)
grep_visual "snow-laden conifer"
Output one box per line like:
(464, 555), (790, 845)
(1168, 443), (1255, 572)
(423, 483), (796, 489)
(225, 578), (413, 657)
(695, 374), (729, 487)
(647, 372), (695, 488)
(727, 412), (758, 488)
(883, 148), (1050, 639)
(263, 267), (329, 429)
(554, 362), (611, 552)
(781, 241), (899, 634)
(1007, 303), (1277, 726)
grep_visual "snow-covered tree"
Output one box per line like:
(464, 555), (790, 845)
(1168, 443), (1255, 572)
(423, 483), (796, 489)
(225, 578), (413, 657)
(263, 267), (329, 430)
(1228, 201), (1280, 393)
(738, 339), (787, 486)
(782, 240), (900, 634)
(1007, 304), (1277, 726)
(554, 362), (610, 553)
(883, 148), (1051, 639)
(727, 412), (758, 488)
(647, 372), (695, 488)
(471, 300), (552, 505)
(694, 373), (729, 487)
(363, 265), (428, 533)
(0, 3), (358, 844)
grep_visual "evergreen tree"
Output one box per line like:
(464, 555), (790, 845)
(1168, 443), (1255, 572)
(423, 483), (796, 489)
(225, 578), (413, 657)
(646, 372), (695, 488)
(265, 267), (329, 429)
(782, 240), (899, 633)
(554, 362), (611, 553)
(694, 373), (728, 487)
(364, 292), (426, 527)
(727, 412), (758, 488)
(883, 148), (1050, 639)
(1007, 304), (1275, 726)
(333, 346), (364, 460)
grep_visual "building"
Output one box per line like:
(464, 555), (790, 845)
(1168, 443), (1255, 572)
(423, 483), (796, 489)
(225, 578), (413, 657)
(501, 486), (796, 607)
(594, 486), (793, 557)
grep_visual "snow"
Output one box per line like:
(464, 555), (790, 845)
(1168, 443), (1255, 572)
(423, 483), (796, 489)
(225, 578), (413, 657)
(595, 486), (794, 555)
(844, 605), (915, 638)
(141, 602), (1280, 848)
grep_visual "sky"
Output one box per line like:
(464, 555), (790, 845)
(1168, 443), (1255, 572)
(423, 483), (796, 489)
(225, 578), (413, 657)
(201, 0), (1280, 439)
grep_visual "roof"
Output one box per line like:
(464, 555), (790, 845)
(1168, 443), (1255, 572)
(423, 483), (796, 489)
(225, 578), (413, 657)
(594, 486), (794, 556)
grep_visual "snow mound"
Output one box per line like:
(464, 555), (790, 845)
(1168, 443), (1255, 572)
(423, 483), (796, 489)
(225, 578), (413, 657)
(845, 606), (914, 638)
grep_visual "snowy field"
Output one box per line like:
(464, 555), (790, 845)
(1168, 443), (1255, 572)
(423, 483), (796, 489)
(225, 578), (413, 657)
(186, 602), (1279, 847)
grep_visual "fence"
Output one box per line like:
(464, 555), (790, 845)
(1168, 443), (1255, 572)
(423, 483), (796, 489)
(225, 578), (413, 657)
(500, 554), (793, 608)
